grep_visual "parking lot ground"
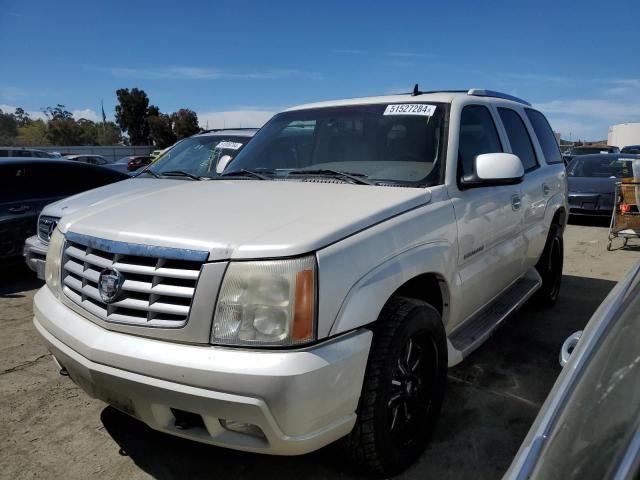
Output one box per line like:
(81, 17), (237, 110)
(1, 221), (638, 480)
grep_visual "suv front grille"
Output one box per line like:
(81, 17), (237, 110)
(61, 234), (206, 328)
(38, 216), (59, 243)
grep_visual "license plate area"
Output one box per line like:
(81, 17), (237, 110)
(65, 365), (136, 417)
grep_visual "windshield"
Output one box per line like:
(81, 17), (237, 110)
(566, 156), (634, 178)
(530, 278), (640, 479)
(227, 103), (448, 185)
(150, 135), (251, 176)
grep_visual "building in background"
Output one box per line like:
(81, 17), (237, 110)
(608, 123), (640, 148)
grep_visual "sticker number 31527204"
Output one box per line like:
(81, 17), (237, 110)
(383, 104), (436, 116)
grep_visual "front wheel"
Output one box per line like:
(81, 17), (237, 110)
(532, 224), (563, 307)
(342, 296), (447, 477)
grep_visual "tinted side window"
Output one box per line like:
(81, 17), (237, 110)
(458, 105), (503, 177)
(498, 108), (538, 172)
(526, 109), (562, 164)
(0, 164), (29, 201)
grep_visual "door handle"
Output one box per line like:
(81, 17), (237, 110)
(511, 194), (521, 211)
(542, 183), (551, 196)
(8, 205), (30, 214)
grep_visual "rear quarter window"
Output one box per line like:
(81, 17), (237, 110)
(526, 109), (563, 164)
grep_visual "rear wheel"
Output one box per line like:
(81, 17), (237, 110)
(532, 224), (563, 307)
(343, 296), (447, 477)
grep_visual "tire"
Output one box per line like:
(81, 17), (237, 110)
(532, 224), (563, 307)
(342, 296), (447, 477)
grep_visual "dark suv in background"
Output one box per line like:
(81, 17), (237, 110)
(0, 158), (127, 264)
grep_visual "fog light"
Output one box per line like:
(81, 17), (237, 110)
(219, 419), (265, 439)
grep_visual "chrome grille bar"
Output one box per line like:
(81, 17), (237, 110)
(61, 233), (207, 328)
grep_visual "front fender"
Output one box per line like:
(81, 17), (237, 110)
(325, 241), (455, 336)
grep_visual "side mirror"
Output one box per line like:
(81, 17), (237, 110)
(559, 330), (582, 367)
(460, 153), (524, 188)
(215, 155), (233, 174)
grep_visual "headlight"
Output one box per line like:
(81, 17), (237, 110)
(212, 256), (316, 346)
(45, 228), (64, 297)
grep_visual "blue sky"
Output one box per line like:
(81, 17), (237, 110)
(1, 0), (639, 140)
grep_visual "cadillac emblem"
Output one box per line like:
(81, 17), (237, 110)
(98, 268), (124, 303)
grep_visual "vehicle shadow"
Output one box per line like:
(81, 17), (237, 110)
(0, 260), (43, 297)
(99, 274), (617, 480)
(100, 407), (355, 480)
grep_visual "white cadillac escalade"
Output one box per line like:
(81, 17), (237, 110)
(34, 88), (567, 476)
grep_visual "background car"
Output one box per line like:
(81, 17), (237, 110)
(505, 262), (640, 480)
(570, 145), (620, 155)
(621, 144), (640, 154)
(22, 128), (258, 276)
(0, 147), (56, 158)
(127, 155), (152, 171)
(567, 153), (640, 216)
(0, 157), (127, 266)
(64, 154), (112, 166)
(103, 155), (152, 174)
(146, 128), (258, 176)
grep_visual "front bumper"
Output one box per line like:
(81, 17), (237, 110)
(23, 235), (47, 278)
(33, 286), (372, 455)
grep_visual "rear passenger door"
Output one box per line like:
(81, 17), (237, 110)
(497, 107), (547, 271)
(450, 104), (525, 327)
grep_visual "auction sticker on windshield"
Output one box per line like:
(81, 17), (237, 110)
(383, 104), (436, 116)
(215, 141), (243, 150)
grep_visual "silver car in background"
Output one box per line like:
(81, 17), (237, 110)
(24, 129), (258, 278)
(505, 262), (640, 480)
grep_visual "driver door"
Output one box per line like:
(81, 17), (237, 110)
(449, 104), (525, 327)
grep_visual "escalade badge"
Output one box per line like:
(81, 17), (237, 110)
(98, 268), (124, 304)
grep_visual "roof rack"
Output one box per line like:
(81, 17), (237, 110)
(467, 89), (531, 107)
(198, 127), (260, 134)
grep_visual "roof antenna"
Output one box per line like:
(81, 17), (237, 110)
(412, 83), (422, 96)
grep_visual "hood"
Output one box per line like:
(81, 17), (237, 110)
(42, 178), (159, 218)
(59, 179), (430, 260)
(568, 176), (617, 194)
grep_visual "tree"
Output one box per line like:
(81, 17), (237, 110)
(172, 108), (200, 139)
(75, 119), (99, 145)
(17, 119), (49, 146)
(14, 107), (32, 127)
(0, 109), (18, 145)
(115, 88), (151, 145)
(148, 113), (177, 148)
(46, 117), (79, 145)
(96, 121), (123, 145)
(42, 104), (73, 120)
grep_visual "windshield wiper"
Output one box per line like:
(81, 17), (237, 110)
(160, 170), (202, 180)
(135, 168), (160, 178)
(220, 169), (272, 180)
(287, 169), (373, 185)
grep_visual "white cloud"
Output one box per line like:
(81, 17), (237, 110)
(1, 104), (99, 122)
(0, 86), (27, 101)
(545, 117), (607, 141)
(601, 78), (640, 95)
(0, 104), (47, 120)
(332, 49), (434, 59)
(72, 109), (98, 121)
(534, 99), (640, 121)
(197, 109), (276, 129)
(105, 66), (322, 81)
(499, 72), (576, 85)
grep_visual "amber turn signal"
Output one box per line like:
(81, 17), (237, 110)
(293, 269), (315, 341)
